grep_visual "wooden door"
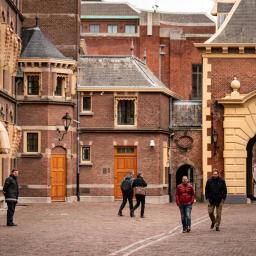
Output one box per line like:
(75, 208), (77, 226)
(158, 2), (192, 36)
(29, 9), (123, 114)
(51, 154), (66, 201)
(114, 147), (137, 199)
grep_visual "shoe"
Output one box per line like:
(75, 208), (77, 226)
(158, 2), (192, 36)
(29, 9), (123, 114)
(140, 215), (144, 218)
(210, 222), (215, 229)
(187, 227), (191, 232)
(216, 226), (220, 231)
(118, 212), (123, 216)
(182, 228), (187, 233)
(130, 211), (134, 217)
(7, 223), (17, 226)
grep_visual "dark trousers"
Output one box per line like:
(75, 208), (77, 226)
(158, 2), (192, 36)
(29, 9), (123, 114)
(133, 194), (145, 217)
(6, 201), (17, 225)
(119, 193), (133, 213)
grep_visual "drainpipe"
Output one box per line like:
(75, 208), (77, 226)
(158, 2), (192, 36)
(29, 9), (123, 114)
(169, 97), (173, 202)
(76, 80), (80, 201)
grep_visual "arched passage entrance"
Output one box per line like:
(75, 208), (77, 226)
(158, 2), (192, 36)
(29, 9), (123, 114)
(176, 164), (194, 187)
(247, 135), (256, 200)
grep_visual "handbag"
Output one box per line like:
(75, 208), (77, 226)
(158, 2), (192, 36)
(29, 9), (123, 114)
(135, 186), (146, 196)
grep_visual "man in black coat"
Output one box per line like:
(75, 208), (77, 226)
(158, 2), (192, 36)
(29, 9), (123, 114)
(205, 169), (227, 231)
(118, 172), (134, 217)
(3, 169), (19, 226)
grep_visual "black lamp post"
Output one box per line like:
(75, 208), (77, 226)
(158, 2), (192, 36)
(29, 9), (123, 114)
(57, 112), (72, 141)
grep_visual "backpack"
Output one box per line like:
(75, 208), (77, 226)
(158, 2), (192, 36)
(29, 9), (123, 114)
(121, 179), (132, 192)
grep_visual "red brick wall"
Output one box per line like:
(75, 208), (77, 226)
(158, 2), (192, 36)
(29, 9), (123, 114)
(79, 133), (169, 196)
(21, 0), (80, 59)
(79, 92), (169, 130)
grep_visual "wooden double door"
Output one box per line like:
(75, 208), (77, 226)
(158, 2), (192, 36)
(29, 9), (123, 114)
(51, 154), (66, 201)
(114, 147), (137, 199)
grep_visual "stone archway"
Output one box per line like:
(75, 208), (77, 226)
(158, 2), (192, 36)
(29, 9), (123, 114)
(219, 89), (256, 203)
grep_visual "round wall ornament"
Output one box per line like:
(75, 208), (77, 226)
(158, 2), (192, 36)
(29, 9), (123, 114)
(176, 135), (193, 150)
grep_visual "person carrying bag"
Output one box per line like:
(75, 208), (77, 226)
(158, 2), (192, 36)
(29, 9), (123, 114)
(132, 173), (147, 218)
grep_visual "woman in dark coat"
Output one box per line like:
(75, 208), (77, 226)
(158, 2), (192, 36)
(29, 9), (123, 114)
(132, 173), (147, 218)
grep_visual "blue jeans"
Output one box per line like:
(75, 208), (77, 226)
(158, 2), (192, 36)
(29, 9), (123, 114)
(179, 204), (192, 229)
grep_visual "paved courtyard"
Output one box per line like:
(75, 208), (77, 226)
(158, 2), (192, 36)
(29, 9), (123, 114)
(0, 202), (256, 256)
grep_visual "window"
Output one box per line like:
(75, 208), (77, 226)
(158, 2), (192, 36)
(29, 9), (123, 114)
(81, 146), (91, 162)
(55, 76), (65, 96)
(27, 75), (40, 95)
(82, 96), (92, 112)
(108, 24), (118, 33)
(192, 64), (202, 99)
(117, 99), (135, 125)
(89, 24), (100, 33)
(125, 25), (136, 34)
(26, 132), (39, 153)
(217, 13), (228, 28)
(116, 147), (135, 154)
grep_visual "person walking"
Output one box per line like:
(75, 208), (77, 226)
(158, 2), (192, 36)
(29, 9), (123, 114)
(205, 169), (227, 231)
(118, 172), (134, 217)
(132, 173), (147, 218)
(176, 176), (195, 233)
(3, 169), (19, 226)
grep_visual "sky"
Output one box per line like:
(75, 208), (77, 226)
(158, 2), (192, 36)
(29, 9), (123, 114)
(105, 0), (215, 14)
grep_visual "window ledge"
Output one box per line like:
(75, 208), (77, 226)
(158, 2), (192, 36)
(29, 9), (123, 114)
(21, 153), (42, 158)
(80, 111), (94, 116)
(80, 162), (93, 166)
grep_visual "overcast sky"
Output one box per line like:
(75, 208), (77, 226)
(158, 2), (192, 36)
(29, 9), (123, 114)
(105, 0), (215, 14)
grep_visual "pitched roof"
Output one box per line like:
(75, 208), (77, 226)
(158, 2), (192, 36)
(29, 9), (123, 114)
(78, 56), (181, 99)
(160, 13), (214, 24)
(21, 27), (68, 59)
(217, 2), (234, 13)
(208, 0), (256, 44)
(81, 2), (140, 18)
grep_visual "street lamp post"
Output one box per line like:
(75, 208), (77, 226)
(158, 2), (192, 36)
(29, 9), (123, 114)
(56, 112), (72, 141)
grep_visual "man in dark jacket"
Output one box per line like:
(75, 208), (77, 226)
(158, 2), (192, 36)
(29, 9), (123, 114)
(176, 176), (195, 233)
(205, 169), (227, 231)
(3, 169), (19, 226)
(118, 172), (134, 217)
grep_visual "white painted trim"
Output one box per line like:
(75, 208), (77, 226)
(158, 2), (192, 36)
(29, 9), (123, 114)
(79, 196), (115, 203)
(160, 21), (215, 27)
(20, 126), (76, 132)
(18, 197), (51, 204)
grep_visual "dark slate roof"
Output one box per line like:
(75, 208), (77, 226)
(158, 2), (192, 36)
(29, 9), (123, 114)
(210, 0), (256, 43)
(217, 2), (234, 13)
(78, 56), (181, 98)
(160, 13), (214, 24)
(81, 2), (139, 17)
(21, 27), (67, 59)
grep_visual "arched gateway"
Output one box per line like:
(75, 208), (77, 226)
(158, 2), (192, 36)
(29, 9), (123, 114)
(219, 88), (256, 203)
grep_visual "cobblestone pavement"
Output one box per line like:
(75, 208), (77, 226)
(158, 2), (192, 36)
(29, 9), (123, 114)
(0, 202), (256, 256)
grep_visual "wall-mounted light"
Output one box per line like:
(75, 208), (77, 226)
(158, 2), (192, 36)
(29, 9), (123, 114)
(149, 140), (155, 147)
(212, 129), (218, 154)
(56, 112), (72, 141)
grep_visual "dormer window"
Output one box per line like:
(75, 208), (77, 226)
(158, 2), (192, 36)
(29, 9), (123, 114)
(27, 74), (40, 95)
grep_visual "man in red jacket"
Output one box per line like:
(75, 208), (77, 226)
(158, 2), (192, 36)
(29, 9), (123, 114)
(176, 176), (195, 233)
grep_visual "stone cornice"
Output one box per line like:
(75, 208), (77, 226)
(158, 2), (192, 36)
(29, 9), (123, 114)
(78, 128), (170, 134)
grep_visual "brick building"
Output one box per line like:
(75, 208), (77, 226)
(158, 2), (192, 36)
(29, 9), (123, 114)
(196, 0), (256, 203)
(80, 1), (215, 202)
(77, 56), (181, 203)
(0, 0), (23, 207)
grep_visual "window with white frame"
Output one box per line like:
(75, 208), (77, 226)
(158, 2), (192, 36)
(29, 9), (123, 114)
(81, 146), (91, 162)
(27, 74), (40, 95)
(125, 25), (136, 34)
(108, 24), (118, 33)
(24, 132), (40, 153)
(82, 96), (92, 112)
(89, 24), (100, 33)
(115, 98), (136, 126)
